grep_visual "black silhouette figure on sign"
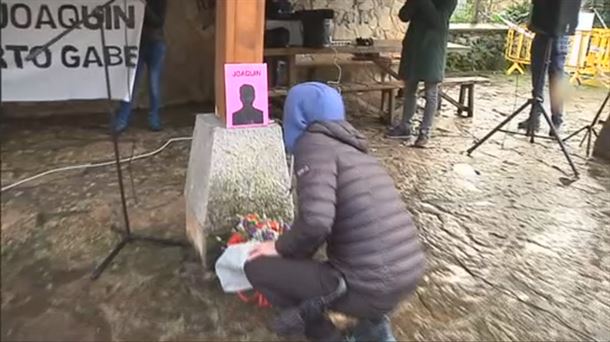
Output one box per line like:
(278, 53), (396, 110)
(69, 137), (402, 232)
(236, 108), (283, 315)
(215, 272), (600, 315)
(232, 84), (265, 126)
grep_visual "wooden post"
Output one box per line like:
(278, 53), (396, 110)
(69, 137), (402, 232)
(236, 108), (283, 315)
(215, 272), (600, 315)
(214, 0), (265, 124)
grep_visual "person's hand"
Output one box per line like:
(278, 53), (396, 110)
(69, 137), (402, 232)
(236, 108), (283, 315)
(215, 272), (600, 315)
(248, 241), (279, 260)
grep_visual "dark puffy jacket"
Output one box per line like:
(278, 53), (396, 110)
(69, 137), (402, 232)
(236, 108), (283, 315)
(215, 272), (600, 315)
(275, 121), (425, 295)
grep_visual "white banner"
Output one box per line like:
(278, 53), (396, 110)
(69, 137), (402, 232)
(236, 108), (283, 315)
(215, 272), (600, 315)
(1, 0), (144, 102)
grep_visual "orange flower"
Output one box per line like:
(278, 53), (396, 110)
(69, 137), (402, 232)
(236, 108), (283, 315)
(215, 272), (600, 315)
(269, 221), (280, 232)
(245, 214), (258, 222)
(227, 232), (245, 245)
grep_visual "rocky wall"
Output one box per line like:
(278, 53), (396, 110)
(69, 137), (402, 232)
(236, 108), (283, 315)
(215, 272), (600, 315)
(292, 0), (407, 40)
(447, 30), (507, 72)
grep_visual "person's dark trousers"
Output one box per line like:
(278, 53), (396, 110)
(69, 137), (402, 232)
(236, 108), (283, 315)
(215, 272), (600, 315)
(114, 40), (167, 132)
(245, 257), (404, 341)
(529, 33), (569, 128)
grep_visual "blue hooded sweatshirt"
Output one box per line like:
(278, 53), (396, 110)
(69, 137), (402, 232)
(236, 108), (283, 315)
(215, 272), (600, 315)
(282, 82), (346, 153)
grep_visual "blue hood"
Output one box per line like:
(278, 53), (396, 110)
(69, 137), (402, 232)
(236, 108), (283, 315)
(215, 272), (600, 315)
(282, 82), (345, 153)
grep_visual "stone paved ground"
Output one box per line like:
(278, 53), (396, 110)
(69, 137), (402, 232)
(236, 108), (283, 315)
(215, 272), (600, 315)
(2, 75), (609, 341)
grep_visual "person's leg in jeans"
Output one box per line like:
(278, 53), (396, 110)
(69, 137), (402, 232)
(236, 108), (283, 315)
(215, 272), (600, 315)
(245, 257), (344, 341)
(413, 82), (439, 148)
(520, 33), (549, 131)
(548, 35), (569, 134)
(114, 45), (147, 132)
(146, 40), (167, 131)
(386, 79), (419, 140)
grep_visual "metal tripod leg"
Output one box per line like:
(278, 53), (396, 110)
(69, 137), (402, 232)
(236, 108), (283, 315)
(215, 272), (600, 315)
(91, 233), (187, 280)
(539, 106), (579, 177)
(467, 100), (532, 155)
(91, 238), (130, 280)
(468, 36), (579, 178)
(562, 91), (610, 157)
(562, 125), (589, 142)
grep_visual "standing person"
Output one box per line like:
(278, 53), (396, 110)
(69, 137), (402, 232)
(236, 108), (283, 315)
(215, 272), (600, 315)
(518, 33), (570, 136)
(386, 0), (457, 148)
(245, 82), (425, 342)
(114, 0), (168, 133)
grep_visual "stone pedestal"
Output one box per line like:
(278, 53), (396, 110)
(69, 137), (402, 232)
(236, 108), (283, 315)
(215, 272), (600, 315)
(184, 114), (294, 267)
(594, 113), (610, 161)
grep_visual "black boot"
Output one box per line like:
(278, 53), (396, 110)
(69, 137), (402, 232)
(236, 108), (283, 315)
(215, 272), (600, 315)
(548, 115), (563, 138)
(347, 316), (396, 342)
(517, 118), (540, 132)
(305, 317), (344, 342)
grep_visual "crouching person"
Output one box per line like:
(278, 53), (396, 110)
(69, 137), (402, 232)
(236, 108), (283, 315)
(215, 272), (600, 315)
(244, 82), (425, 342)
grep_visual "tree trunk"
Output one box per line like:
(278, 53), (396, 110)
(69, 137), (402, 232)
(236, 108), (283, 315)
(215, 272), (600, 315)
(593, 113), (610, 161)
(471, 0), (482, 24)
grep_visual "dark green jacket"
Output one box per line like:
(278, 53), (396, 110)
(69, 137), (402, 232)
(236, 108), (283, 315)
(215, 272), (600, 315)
(142, 0), (167, 43)
(398, 0), (457, 83)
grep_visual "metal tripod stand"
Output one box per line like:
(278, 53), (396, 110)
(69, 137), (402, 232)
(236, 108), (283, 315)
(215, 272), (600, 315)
(26, 0), (187, 281)
(466, 36), (580, 178)
(562, 90), (610, 157)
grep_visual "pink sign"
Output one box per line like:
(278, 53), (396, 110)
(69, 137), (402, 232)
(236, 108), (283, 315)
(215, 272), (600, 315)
(224, 63), (269, 129)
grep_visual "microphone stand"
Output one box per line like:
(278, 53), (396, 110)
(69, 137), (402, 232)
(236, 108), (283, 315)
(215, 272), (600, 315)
(26, 0), (187, 281)
(466, 36), (579, 178)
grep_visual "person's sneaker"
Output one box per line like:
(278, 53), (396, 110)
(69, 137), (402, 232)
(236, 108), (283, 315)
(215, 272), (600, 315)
(517, 118), (540, 132)
(413, 135), (429, 148)
(149, 118), (162, 132)
(113, 122), (128, 134)
(548, 124), (562, 139)
(549, 116), (563, 139)
(385, 125), (411, 140)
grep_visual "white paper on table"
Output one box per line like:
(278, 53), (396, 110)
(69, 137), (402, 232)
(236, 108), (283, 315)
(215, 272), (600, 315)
(215, 242), (257, 293)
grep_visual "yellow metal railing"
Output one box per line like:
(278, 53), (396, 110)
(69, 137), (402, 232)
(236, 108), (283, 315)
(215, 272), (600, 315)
(504, 27), (610, 87)
(565, 29), (610, 86)
(504, 26), (534, 75)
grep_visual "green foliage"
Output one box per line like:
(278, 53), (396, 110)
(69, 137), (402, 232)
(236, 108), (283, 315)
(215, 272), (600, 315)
(492, 0), (530, 25)
(447, 32), (507, 72)
(451, 1), (474, 24)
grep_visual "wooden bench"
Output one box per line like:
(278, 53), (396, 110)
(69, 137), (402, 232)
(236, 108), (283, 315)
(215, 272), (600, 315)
(380, 76), (491, 121)
(270, 76), (490, 123)
(268, 82), (397, 120)
(269, 81), (399, 97)
(269, 82), (405, 123)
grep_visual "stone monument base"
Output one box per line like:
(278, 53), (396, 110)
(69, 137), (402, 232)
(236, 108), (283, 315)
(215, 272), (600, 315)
(184, 114), (294, 267)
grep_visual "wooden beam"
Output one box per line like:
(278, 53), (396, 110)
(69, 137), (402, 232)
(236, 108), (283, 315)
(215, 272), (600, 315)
(214, 0), (266, 124)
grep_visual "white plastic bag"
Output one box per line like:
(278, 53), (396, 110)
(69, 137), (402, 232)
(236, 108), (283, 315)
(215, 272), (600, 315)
(215, 242), (257, 293)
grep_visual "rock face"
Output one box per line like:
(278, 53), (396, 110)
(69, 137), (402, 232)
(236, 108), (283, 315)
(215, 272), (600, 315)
(292, 0), (406, 40)
(184, 114), (294, 266)
(594, 113), (610, 161)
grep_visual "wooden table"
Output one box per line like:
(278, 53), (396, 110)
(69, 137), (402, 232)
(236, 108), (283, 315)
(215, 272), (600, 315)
(264, 39), (470, 86)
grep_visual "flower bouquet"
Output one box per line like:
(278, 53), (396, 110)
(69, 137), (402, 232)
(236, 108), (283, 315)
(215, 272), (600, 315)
(215, 214), (290, 308)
